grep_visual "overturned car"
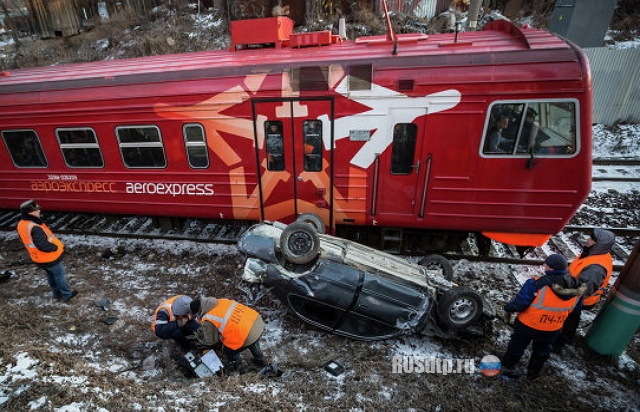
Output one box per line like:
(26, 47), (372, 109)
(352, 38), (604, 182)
(238, 217), (490, 341)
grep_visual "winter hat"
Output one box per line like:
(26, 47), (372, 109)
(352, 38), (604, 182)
(20, 199), (40, 214)
(171, 295), (192, 316)
(190, 299), (201, 316)
(544, 254), (568, 271)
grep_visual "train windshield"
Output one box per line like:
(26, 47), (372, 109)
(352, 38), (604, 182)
(483, 101), (578, 156)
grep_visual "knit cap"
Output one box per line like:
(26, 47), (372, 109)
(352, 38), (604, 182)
(544, 254), (568, 270)
(171, 295), (193, 316)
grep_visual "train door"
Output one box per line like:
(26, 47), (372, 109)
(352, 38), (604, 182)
(375, 110), (426, 217)
(253, 99), (333, 226)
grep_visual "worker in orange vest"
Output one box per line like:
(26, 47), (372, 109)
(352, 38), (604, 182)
(191, 297), (267, 371)
(16, 199), (78, 302)
(152, 295), (200, 350)
(552, 228), (615, 353)
(501, 254), (580, 380)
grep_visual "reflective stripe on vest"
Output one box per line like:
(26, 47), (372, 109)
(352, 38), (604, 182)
(203, 301), (238, 334)
(569, 254), (613, 306)
(17, 220), (64, 264)
(151, 295), (180, 331)
(518, 286), (578, 331)
(201, 299), (258, 350)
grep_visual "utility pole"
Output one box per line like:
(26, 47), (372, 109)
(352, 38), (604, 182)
(467, 0), (482, 32)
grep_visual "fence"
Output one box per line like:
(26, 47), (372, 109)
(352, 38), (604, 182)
(583, 47), (640, 125)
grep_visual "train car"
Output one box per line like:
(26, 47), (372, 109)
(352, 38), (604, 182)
(0, 16), (592, 251)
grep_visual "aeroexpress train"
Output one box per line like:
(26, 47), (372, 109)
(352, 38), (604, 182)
(0, 14), (592, 251)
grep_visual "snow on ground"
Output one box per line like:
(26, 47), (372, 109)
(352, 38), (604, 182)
(0, 124), (638, 410)
(591, 123), (640, 194)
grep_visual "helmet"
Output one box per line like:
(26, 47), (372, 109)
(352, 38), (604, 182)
(19, 199), (40, 214)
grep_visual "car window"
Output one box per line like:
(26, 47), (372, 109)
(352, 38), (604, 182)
(335, 310), (405, 340)
(288, 295), (346, 330)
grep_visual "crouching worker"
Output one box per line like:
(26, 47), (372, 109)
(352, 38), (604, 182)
(152, 295), (200, 350)
(191, 297), (267, 371)
(501, 254), (580, 380)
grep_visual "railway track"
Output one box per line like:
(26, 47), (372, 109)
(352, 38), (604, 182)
(447, 227), (638, 272)
(0, 210), (253, 245)
(1, 209), (637, 272)
(591, 158), (640, 183)
(592, 158), (640, 166)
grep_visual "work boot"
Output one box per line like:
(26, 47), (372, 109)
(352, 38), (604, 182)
(62, 290), (78, 303)
(500, 350), (521, 370)
(251, 356), (268, 368)
(225, 360), (238, 372)
(551, 342), (565, 355)
(527, 354), (547, 380)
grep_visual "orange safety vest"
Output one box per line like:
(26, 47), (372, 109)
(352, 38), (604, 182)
(17, 220), (64, 264)
(151, 295), (181, 332)
(201, 299), (259, 350)
(517, 285), (578, 331)
(569, 253), (613, 307)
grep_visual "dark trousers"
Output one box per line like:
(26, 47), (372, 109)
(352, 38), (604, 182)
(555, 300), (593, 348)
(223, 339), (265, 363)
(502, 318), (561, 378)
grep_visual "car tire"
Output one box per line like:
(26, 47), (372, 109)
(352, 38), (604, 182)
(436, 287), (483, 330)
(418, 254), (454, 281)
(295, 213), (325, 233)
(280, 222), (320, 264)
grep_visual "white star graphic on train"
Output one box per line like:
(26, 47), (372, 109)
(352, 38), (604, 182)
(321, 77), (462, 169)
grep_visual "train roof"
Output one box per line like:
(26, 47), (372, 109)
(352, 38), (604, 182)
(0, 19), (581, 94)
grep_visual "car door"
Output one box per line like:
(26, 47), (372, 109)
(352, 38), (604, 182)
(286, 260), (361, 331)
(334, 272), (431, 340)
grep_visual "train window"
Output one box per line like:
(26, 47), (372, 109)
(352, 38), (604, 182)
(349, 65), (372, 91)
(56, 128), (104, 168)
(183, 124), (209, 169)
(291, 66), (329, 91)
(1, 130), (48, 168)
(483, 101), (577, 156)
(116, 126), (167, 168)
(391, 123), (417, 175)
(303, 120), (323, 172)
(265, 121), (285, 171)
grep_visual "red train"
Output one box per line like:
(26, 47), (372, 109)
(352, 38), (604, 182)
(0, 17), (592, 250)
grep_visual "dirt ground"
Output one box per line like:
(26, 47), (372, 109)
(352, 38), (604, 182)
(1, 223), (639, 411)
(1, 2), (639, 410)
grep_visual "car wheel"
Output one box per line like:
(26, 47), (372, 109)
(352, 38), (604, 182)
(418, 254), (454, 281)
(436, 287), (483, 330)
(295, 213), (325, 233)
(280, 222), (320, 264)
